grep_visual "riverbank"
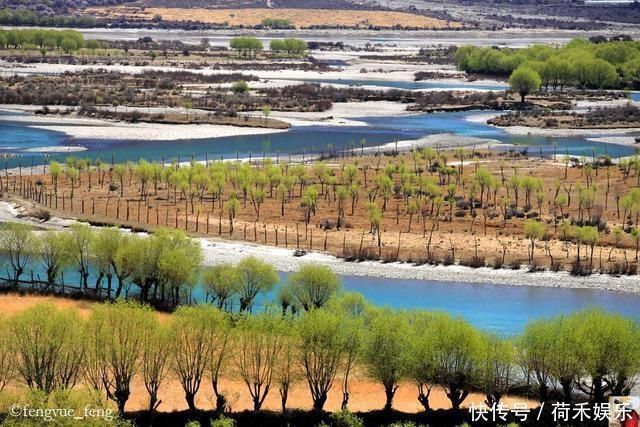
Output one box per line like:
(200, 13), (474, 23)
(1, 198), (638, 295)
(0, 107), (287, 141)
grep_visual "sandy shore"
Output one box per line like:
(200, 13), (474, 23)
(499, 125), (640, 140)
(0, 108), (285, 141)
(1, 200), (638, 294)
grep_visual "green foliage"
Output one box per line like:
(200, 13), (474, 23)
(229, 37), (263, 57)
(509, 67), (541, 103)
(285, 263), (341, 311)
(261, 18), (292, 29)
(0, 28), (84, 52)
(455, 38), (640, 89)
(270, 38), (307, 55)
(329, 409), (364, 427)
(362, 309), (411, 410)
(211, 415), (236, 427)
(236, 256), (279, 311)
(232, 80), (250, 94)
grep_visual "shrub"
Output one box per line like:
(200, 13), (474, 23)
(211, 416), (236, 427)
(329, 410), (364, 427)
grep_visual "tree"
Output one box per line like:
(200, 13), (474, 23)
(431, 315), (482, 409)
(548, 316), (582, 403)
(587, 59), (618, 89)
(156, 228), (203, 306)
(574, 309), (640, 404)
(0, 222), (34, 283)
(524, 220), (546, 263)
(232, 80), (250, 94)
(285, 264), (341, 311)
(518, 319), (554, 403)
(11, 303), (83, 393)
(478, 334), (514, 407)
(142, 321), (171, 411)
(171, 306), (228, 411)
(202, 263), (240, 309)
(49, 160), (62, 194)
(89, 301), (154, 416)
(275, 317), (299, 413)
(236, 256), (279, 312)
(36, 230), (71, 288)
(67, 223), (94, 291)
(235, 313), (285, 411)
(509, 66), (541, 103)
(362, 309), (411, 411)
(0, 316), (13, 392)
(297, 308), (349, 412)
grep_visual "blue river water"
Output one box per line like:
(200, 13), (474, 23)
(0, 86), (639, 334)
(5, 261), (640, 336)
(0, 110), (637, 169)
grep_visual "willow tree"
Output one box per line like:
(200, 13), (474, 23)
(36, 230), (70, 288)
(0, 316), (12, 392)
(67, 223), (94, 290)
(236, 256), (279, 312)
(574, 309), (640, 403)
(431, 315), (482, 409)
(0, 222), (34, 283)
(171, 306), (230, 412)
(11, 303), (84, 393)
(362, 309), (411, 411)
(89, 301), (155, 416)
(202, 263), (240, 309)
(235, 313), (286, 411)
(477, 334), (514, 408)
(156, 228), (203, 306)
(297, 308), (350, 412)
(142, 321), (171, 412)
(518, 318), (555, 403)
(285, 264), (341, 311)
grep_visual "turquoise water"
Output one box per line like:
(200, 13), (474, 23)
(0, 111), (636, 169)
(5, 261), (640, 336)
(631, 91), (640, 102)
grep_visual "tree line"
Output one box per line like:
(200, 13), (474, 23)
(455, 38), (640, 90)
(0, 28), (86, 53)
(229, 37), (307, 57)
(0, 297), (637, 423)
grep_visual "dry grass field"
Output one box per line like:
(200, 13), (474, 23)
(86, 6), (461, 29)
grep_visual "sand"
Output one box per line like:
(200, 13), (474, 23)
(0, 108), (286, 141)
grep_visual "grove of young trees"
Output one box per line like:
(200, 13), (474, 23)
(455, 38), (640, 90)
(5, 148), (640, 278)
(0, 28), (86, 53)
(0, 298), (637, 423)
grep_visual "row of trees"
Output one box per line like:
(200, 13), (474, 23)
(1, 301), (637, 419)
(29, 150), (640, 275)
(455, 38), (640, 89)
(0, 8), (98, 28)
(0, 221), (348, 311)
(0, 28), (85, 53)
(229, 36), (307, 57)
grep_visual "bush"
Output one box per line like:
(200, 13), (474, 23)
(329, 410), (364, 427)
(211, 416), (236, 427)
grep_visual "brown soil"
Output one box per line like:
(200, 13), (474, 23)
(87, 7), (461, 29)
(5, 150), (639, 273)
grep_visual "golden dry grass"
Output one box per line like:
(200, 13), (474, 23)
(87, 6), (461, 29)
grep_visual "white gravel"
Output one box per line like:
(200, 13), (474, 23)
(1, 200), (638, 294)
